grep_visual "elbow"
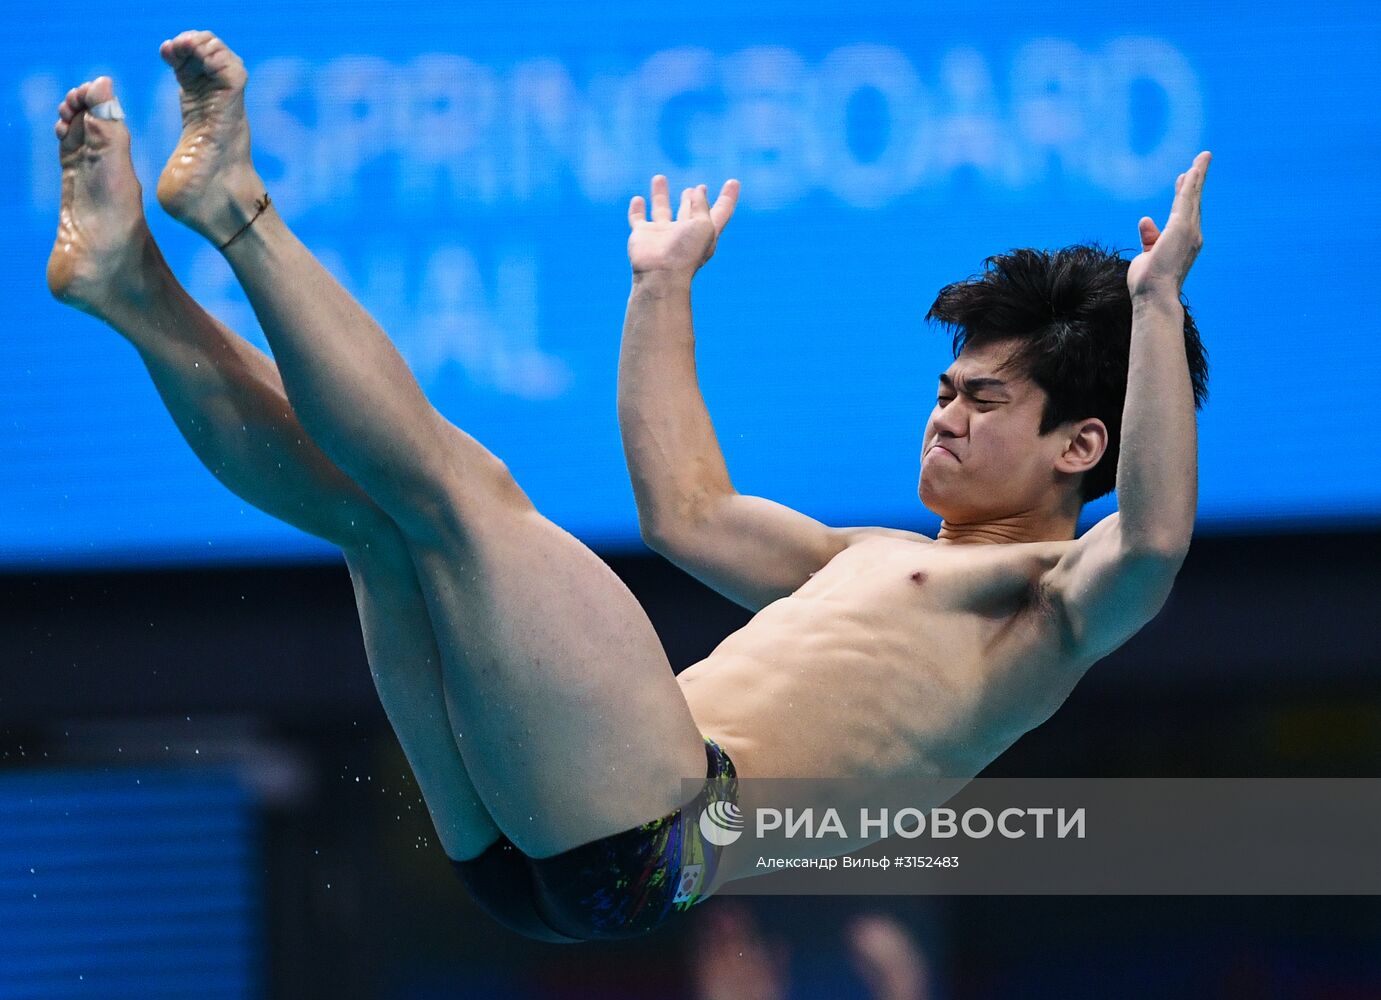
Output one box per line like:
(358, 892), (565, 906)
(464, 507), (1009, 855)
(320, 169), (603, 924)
(639, 520), (672, 553)
(638, 489), (732, 552)
(1123, 529), (1192, 571)
(1118, 504), (1194, 565)
(628, 489), (674, 550)
(638, 510), (691, 554)
(634, 497), (667, 545)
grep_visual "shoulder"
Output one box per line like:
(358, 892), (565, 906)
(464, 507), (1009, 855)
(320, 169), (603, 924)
(835, 525), (934, 548)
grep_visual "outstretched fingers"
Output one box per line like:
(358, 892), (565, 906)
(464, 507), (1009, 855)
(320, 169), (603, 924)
(686, 184), (708, 219)
(631, 175), (740, 233)
(709, 178), (740, 233)
(650, 174), (671, 223)
(1171, 151), (1211, 221)
(1146, 151), (1210, 252)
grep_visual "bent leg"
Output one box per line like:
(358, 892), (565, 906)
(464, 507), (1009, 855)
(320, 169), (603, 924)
(403, 498), (708, 858)
(342, 529), (501, 862)
(154, 33), (709, 857)
(45, 75), (499, 861)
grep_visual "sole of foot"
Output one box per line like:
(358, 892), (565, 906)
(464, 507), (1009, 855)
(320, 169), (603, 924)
(46, 75), (155, 319)
(155, 29), (264, 245)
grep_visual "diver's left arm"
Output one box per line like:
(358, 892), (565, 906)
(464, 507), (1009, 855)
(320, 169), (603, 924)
(1042, 151), (1212, 661)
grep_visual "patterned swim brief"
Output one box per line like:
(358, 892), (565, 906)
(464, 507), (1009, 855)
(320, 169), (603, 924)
(451, 736), (739, 942)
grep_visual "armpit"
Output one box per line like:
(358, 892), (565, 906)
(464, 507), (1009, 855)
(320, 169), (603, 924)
(1029, 576), (1078, 651)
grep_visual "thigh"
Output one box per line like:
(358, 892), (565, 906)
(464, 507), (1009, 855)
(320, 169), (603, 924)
(342, 528), (502, 862)
(403, 493), (709, 859)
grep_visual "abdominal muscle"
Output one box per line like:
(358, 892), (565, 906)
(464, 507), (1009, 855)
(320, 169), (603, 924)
(675, 537), (1067, 787)
(676, 591), (1015, 889)
(678, 601), (992, 788)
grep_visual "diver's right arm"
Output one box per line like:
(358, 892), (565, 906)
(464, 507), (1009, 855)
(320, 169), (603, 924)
(618, 177), (857, 612)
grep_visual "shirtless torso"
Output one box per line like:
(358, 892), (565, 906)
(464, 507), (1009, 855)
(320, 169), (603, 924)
(676, 530), (1105, 879)
(680, 532), (1089, 783)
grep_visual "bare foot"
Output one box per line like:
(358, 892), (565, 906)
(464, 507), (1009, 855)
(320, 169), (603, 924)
(155, 30), (265, 245)
(46, 76), (158, 319)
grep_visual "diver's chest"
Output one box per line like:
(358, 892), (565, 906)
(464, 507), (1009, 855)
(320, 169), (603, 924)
(801, 539), (1049, 615)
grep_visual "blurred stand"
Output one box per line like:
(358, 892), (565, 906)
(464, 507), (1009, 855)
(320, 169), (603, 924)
(690, 901), (938, 1000)
(34, 714), (314, 806)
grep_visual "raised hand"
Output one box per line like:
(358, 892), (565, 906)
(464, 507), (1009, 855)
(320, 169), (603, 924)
(627, 175), (740, 277)
(1128, 150), (1211, 299)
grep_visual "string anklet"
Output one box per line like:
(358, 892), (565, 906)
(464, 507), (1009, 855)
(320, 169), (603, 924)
(219, 192), (272, 251)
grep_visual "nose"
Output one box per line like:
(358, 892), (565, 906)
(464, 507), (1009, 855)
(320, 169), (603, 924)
(930, 398), (968, 441)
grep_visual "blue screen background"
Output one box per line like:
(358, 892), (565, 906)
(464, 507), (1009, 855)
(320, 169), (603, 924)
(2, 1), (1377, 568)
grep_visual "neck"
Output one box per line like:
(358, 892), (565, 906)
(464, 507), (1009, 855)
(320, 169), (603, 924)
(935, 500), (1081, 545)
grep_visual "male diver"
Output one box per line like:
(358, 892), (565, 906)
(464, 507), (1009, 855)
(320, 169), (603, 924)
(46, 31), (1209, 942)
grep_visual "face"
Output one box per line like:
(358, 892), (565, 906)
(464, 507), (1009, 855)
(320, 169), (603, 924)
(918, 338), (1074, 522)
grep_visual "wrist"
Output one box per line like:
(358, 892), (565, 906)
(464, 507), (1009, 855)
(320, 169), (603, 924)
(631, 269), (694, 298)
(1130, 285), (1183, 312)
(1126, 291), (1182, 317)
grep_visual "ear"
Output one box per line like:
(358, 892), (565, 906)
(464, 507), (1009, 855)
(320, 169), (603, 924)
(1053, 417), (1108, 477)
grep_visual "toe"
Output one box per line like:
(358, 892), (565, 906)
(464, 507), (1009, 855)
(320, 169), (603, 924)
(198, 38), (225, 59)
(169, 29), (216, 66)
(58, 107), (85, 153)
(86, 76), (114, 106)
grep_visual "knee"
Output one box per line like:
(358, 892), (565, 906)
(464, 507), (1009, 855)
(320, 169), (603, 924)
(396, 453), (536, 547)
(341, 515), (414, 575)
(468, 454), (534, 515)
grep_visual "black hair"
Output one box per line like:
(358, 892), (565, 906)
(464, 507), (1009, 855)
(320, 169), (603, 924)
(924, 242), (1208, 502)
